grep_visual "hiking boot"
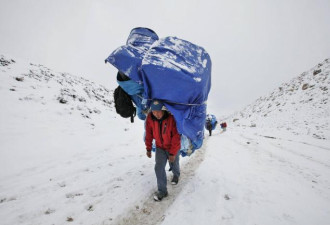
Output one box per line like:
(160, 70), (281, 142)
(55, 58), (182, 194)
(171, 175), (179, 185)
(153, 191), (168, 201)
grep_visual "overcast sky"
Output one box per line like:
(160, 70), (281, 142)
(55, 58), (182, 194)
(1, 0), (329, 115)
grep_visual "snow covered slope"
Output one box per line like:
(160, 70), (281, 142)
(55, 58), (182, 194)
(0, 54), (154, 225)
(158, 59), (330, 225)
(230, 58), (330, 140)
(0, 54), (113, 122)
(1, 55), (329, 225)
(0, 54), (120, 178)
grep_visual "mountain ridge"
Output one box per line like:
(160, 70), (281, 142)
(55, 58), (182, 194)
(229, 58), (330, 140)
(1, 54), (115, 128)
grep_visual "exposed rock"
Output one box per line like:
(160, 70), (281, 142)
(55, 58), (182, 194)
(44, 208), (55, 215)
(58, 98), (67, 104)
(302, 83), (309, 90)
(78, 97), (86, 102)
(0, 56), (15, 66)
(15, 77), (24, 82)
(224, 194), (231, 200)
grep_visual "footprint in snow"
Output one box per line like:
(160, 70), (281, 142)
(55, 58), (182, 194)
(1, 197), (17, 203)
(116, 177), (124, 182)
(58, 182), (66, 188)
(86, 204), (94, 211)
(224, 194), (231, 200)
(44, 208), (56, 215)
(66, 192), (83, 198)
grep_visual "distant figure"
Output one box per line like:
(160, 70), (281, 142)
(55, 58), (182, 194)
(205, 114), (218, 136)
(220, 122), (227, 132)
(145, 100), (181, 202)
(206, 119), (212, 136)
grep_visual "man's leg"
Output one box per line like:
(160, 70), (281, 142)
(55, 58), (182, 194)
(155, 148), (168, 194)
(171, 151), (180, 178)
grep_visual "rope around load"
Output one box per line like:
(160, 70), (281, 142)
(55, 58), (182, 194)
(136, 95), (206, 106)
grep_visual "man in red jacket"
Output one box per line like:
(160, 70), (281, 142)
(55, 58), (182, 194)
(145, 100), (181, 201)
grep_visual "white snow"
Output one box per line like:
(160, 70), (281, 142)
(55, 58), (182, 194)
(202, 59), (208, 68)
(142, 37), (208, 77)
(1, 55), (330, 225)
(193, 77), (202, 82)
(230, 59), (330, 140)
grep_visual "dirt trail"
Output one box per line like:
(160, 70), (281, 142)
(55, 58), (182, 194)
(112, 138), (209, 225)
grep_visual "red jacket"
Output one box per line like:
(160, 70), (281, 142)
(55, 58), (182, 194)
(145, 111), (181, 155)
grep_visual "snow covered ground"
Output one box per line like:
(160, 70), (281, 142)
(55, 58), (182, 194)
(0, 55), (329, 225)
(230, 59), (330, 140)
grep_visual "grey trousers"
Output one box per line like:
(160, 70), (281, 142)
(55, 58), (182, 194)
(155, 148), (180, 194)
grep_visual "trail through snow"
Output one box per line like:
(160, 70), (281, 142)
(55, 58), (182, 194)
(109, 127), (330, 225)
(113, 137), (209, 225)
(159, 128), (330, 225)
(1, 55), (329, 225)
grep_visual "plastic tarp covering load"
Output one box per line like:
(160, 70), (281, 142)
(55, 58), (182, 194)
(106, 27), (159, 83)
(105, 27), (212, 155)
(106, 28), (159, 119)
(141, 36), (211, 150)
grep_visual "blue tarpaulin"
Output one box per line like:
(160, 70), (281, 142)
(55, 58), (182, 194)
(141, 36), (211, 149)
(205, 114), (218, 130)
(106, 28), (158, 119)
(106, 27), (159, 83)
(105, 27), (212, 154)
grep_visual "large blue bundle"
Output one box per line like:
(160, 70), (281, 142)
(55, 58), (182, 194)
(205, 114), (218, 130)
(141, 37), (211, 147)
(105, 28), (212, 152)
(105, 28), (158, 119)
(106, 27), (159, 83)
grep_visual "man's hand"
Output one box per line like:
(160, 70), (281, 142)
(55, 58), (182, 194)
(146, 150), (152, 158)
(168, 155), (176, 162)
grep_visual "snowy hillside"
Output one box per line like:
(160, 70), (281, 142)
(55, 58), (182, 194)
(0, 54), (121, 177)
(230, 59), (330, 140)
(1, 55), (329, 225)
(0, 54), (113, 123)
(0, 54), (151, 225)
